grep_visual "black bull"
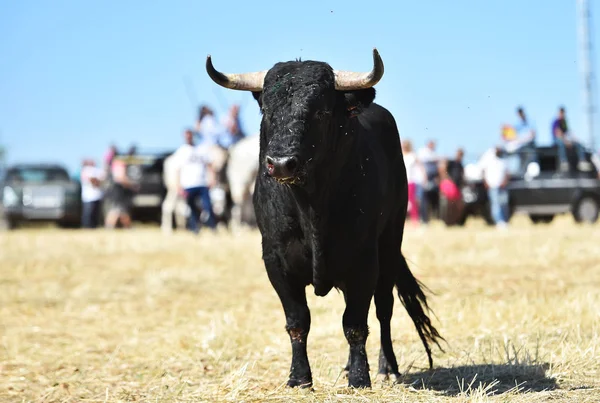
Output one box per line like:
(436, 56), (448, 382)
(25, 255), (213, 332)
(206, 49), (444, 389)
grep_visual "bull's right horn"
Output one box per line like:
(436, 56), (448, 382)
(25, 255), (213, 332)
(333, 48), (384, 91)
(206, 55), (267, 92)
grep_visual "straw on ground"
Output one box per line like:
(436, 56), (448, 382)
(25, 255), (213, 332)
(1, 215), (600, 402)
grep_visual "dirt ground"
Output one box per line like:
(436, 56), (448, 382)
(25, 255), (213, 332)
(1, 215), (600, 402)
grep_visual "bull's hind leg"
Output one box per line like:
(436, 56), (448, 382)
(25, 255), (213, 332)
(374, 282), (401, 383)
(264, 255), (313, 388)
(374, 226), (402, 383)
(343, 279), (401, 385)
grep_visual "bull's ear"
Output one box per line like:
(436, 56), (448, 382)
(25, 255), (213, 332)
(252, 91), (263, 107)
(342, 88), (376, 117)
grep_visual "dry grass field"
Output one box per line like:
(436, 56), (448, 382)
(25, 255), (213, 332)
(2, 215), (600, 402)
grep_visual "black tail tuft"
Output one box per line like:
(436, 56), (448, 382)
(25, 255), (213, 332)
(396, 254), (445, 369)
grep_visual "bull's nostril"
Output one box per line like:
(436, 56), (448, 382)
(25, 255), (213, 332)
(265, 156), (275, 176)
(285, 157), (298, 173)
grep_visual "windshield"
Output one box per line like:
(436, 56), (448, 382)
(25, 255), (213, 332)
(6, 167), (70, 182)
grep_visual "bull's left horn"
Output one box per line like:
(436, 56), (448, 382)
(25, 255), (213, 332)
(333, 48), (384, 91)
(206, 55), (267, 92)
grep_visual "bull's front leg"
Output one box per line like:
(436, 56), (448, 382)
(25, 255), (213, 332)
(342, 255), (378, 388)
(264, 255), (313, 388)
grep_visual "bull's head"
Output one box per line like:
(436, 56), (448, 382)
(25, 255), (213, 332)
(206, 49), (384, 187)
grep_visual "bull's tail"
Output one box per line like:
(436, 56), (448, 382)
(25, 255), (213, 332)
(396, 254), (445, 369)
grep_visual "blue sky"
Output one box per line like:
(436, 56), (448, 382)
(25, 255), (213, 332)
(1, 1), (599, 174)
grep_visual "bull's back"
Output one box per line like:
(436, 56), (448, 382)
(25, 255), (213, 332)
(356, 103), (407, 227)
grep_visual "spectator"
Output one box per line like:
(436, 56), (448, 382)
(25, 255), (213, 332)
(551, 106), (592, 172)
(103, 144), (118, 177)
(449, 147), (465, 188)
(80, 159), (105, 228)
(482, 146), (510, 229)
(127, 144), (137, 157)
(195, 105), (233, 149)
(505, 107), (537, 165)
(222, 104), (246, 145)
(417, 140), (438, 224)
(417, 139), (438, 163)
(402, 139), (426, 226)
(172, 129), (217, 234)
(438, 158), (464, 225)
(104, 147), (138, 229)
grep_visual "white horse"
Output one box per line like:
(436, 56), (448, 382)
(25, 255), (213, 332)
(226, 133), (260, 229)
(161, 153), (189, 233)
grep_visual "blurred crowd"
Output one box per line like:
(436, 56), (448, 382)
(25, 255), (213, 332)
(78, 103), (247, 232)
(402, 105), (600, 229)
(73, 102), (600, 232)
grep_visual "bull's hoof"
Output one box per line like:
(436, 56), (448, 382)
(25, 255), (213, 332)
(375, 373), (389, 383)
(287, 378), (313, 389)
(348, 373), (371, 389)
(375, 372), (401, 384)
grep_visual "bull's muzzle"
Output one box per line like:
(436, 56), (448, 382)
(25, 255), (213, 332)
(265, 155), (299, 182)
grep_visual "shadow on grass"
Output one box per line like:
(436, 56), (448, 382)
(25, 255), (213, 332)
(400, 363), (557, 396)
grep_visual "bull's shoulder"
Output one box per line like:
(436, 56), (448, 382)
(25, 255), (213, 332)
(361, 103), (398, 128)
(357, 103), (401, 161)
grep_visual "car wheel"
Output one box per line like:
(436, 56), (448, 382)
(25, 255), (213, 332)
(438, 196), (451, 226)
(573, 196), (599, 224)
(58, 220), (81, 229)
(1, 217), (18, 230)
(456, 211), (468, 226)
(529, 214), (554, 224)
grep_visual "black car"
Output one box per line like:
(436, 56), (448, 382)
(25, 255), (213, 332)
(1, 163), (82, 229)
(103, 150), (173, 223)
(461, 145), (600, 224)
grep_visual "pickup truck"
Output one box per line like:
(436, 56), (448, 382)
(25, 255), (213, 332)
(1, 163), (82, 229)
(460, 145), (600, 224)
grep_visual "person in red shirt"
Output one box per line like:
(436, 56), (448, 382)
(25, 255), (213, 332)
(438, 159), (464, 226)
(104, 146), (139, 229)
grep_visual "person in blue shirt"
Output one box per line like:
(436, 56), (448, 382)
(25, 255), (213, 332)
(513, 107), (536, 145)
(195, 105), (235, 149)
(508, 107), (538, 166)
(551, 106), (592, 172)
(221, 104), (246, 146)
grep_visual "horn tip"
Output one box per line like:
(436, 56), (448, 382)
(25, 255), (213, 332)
(372, 48), (381, 60)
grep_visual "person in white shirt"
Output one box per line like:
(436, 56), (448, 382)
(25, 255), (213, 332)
(172, 129), (217, 233)
(80, 159), (105, 228)
(481, 146), (511, 227)
(417, 140), (438, 163)
(402, 139), (426, 226)
(416, 139), (438, 223)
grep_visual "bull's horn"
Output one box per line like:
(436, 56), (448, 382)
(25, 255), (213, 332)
(333, 48), (384, 91)
(206, 55), (267, 92)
